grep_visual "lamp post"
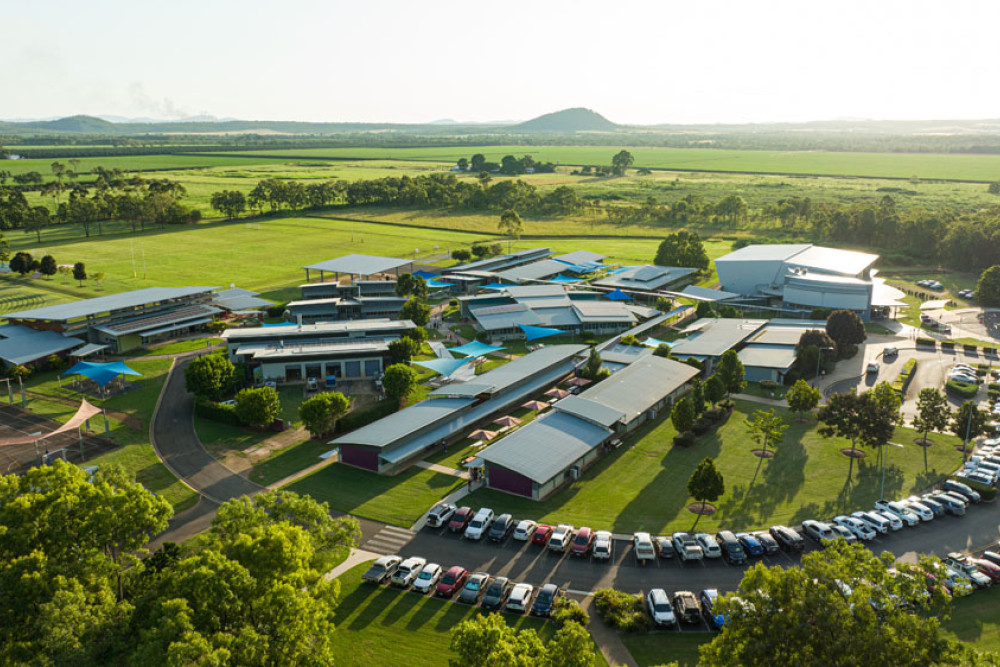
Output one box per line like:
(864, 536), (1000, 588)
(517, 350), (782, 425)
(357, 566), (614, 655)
(814, 346), (836, 389)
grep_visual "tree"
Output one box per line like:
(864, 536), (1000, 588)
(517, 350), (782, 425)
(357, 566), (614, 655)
(383, 363), (417, 404)
(298, 391), (350, 438)
(671, 395), (695, 434)
(184, 353), (237, 400)
(952, 400), (988, 450)
(653, 231), (710, 271)
(9, 251), (33, 276)
(396, 273), (428, 300)
(580, 347), (610, 382)
(912, 388), (951, 446)
(975, 265), (1000, 307)
(689, 378), (706, 416)
(862, 382), (903, 463)
(546, 621), (597, 667)
(39, 254), (57, 278)
(387, 336), (421, 364)
(400, 297), (431, 326)
(470, 153), (486, 172)
(451, 248), (472, 262)
(705, 375), (726, 406)
(210, 190), (247, 219)
(235, 386), (281, 428)
(611, 150), (635, 176)
(72, 261), (87, 286)
(716, 349), (745, 397)
(457, 157), (469, 171)
(785, 379), (821, 420)
(91, 272), (106, 290)
(450, 612), (545, 667)
(818, 389), (870, 480)
(0, 231), (10, 263)
(22, 205), (49, 242)
(688, 458), (725, 528)
(698, 540), (970, 667)
(795, 329), (837, 377)
(826, 309), (866, 359)
(498, 208), (523, 254)
(745, 409), (788, 457)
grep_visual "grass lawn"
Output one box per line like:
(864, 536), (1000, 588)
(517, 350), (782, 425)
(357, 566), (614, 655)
(463, 399), (963, 535)
(250, 438), (332, 486)
(285, 462), (464, 527)
(0, 279), (76, 314)
(130, 337), (221, 356)
(330, 562), (608, 667)
(739, 382), (789, 400)
(622, 632), (710, 667)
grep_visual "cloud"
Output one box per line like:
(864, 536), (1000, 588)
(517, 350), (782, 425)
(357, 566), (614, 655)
(127, 82), (187, 119)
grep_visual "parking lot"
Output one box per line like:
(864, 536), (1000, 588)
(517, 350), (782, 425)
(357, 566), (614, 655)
(0, 404), (117, 475)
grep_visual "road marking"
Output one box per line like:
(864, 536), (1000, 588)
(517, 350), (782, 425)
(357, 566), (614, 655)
(565, 588), (595, 597)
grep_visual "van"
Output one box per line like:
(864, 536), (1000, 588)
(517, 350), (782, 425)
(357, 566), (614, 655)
(464, 508), (495, 540)
(851, 510), (890, 534)
(716, 530), (747, 565)
(929, 493), (966, 516)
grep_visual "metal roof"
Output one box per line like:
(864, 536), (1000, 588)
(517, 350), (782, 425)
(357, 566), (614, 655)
(478, 411), (611, 484)
(94, 304), (220, 336)
(571, 301), (637, 324)
(3, 286), (216, 322)
(303, 254), (412, 276)
(212, 288), (273, 311)
(679, 285), (743, 302)
(576, 356), (698, 423)
(331, 397), (475, 448)
(746, 325), (815, 346)
(715, 243), (812, 263)
(0, 326), (83, 365)
(504, 285), (568, 299)
(494, 260), (568, 283)
(737, 344), (798, 370)
(786, 245), (878, 276)
(246, 339), (388, 360)
(429, 344), (585, 398)
(553, 395), (626, 428)
(598, 343), (653, 365)
(670, 318), (767, 357)
(222, 319), (414, 340)
(554, 250), (605, 264)
(448, 247), (552, 273)
(594, 265), (697, 290)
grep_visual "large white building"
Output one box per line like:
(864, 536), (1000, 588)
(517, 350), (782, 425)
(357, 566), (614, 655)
(714, 244), (905, 321)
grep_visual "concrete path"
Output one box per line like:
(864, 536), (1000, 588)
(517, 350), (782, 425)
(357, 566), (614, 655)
(414, 459), (469, 478)
(429, 341), (453, 359)
(583, 598), (638, 667)
(324, 547), (381, 581)
(732, 392), (785, 408)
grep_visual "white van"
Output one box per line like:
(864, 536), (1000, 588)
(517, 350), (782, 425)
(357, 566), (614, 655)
(464, 508), (495, 540)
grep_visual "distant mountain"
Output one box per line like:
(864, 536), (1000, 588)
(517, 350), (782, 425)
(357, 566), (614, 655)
(512, 108), (617, 133)
(10, 115), (118, 133)
(97, 114), (237, 124)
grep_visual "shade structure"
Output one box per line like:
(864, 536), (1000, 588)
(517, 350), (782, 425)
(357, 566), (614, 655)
(449, 340), (504, 357)
(550, 275), (581, 284)
(519, 324), (563, 342)
(481, 283), (510, 291)
(425, 279), (453, 288)
(605, 266), (634, 275)
(468, 429), (498, 441)
(564, 376), (592, 387)
(412, 270), (439, 280)
(412, 357), (473, 377)
(642, 337), (673, 348)
(262, 320), (292, 327)
(521, 400), (549, 411)
(61, 360), (143, 387)
(604, 288), (631, 301)
(492, 415), (522, 427)
(544, 387), (570, 399)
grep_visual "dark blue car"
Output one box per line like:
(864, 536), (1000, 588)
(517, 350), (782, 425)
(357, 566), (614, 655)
(736, 532), (764, 557)
(700, 589), (726, 630)
(531, 583), (560, 616)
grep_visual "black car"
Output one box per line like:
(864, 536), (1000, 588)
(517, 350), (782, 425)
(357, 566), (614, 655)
(672, 591), (702, 625)
(487, 513), (515, 542)
(655, 535), (676, 559)
(716, 530), (747, 565)
(769, 525), (804, 553)
(458, 572), (491, 604)
(531, 583), (560, 616)
(754, 531), (781, 555)
(481, 576), (511, 611)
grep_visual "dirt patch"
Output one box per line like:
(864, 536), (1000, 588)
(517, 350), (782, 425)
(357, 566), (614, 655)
(840, 448), (867, 459)
(751, 449), (775, 459)
(955, 444), (973, 453)
(914, 438), (934, 448)
(688, 502), (717, 516)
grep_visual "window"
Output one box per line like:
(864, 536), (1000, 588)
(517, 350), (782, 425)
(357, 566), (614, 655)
(304, 364), (321, 379)
(284, 365), (302, 381)
(325, 362), (341, 377)
(364, 359), (381, 377)
(345, 361), (361, 378)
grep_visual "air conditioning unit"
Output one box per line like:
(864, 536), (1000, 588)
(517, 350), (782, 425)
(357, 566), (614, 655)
(570, 466), (580, 480)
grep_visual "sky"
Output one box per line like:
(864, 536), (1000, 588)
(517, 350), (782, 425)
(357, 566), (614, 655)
(4, 0), (999, 125)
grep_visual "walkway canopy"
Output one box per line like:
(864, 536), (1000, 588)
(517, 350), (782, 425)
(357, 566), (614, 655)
(61, 360), (142, 387)
(425, 279), (453, 288)
(550, 275), (581, 284)
(412, 357), (473, 377)
(519, 324), (563, 342)
(413, 270), (439, 280)
(604, 288), (631, 301)
(642, 337), (673, 348)
(449, 340), (504, 357)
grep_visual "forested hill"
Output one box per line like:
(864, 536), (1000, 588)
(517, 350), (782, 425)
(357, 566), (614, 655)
(512, 108), (618, 133)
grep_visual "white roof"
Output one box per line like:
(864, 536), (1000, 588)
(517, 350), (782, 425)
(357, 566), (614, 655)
(4, 286), (216, 321)
(303, 254), (412, 276)
(671, 318), (767, 357)
(554, 250), (605, 265)
(678, 285), (742, 302)
(738, 344), (798, 370)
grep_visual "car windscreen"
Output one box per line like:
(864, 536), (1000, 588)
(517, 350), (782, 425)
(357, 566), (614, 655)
(574, 534), (589, 545)
(418, 571), (433, 579)
(470, 519), (483, 529)
(442, 574), (457, 584)
(653, 602), (671, 613)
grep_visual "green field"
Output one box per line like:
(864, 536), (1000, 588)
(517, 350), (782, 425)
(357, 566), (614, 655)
(462, 400), (963, 535)
(0, 281), (76, 315)
(0, 153), (298, 178)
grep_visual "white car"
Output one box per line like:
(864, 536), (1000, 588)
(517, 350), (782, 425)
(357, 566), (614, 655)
(633, 532), (657, 563)
(464, 508), (495, 540)
(646, 588), (678, 627)
(593, 530), (614, 561)
(672, 532), (704, 562)
(867, 361), (880, 374)
(801, 520), (837, 542)
(695, 533), (722, 558)
(512, 519), (537, 541)
(851, 511), (889, 534)
(390, 556), (427, 587)
(901, 500), (935, 522)
(506, 583), (534, 612)
(548, 524), (575, 552)
(425, 503), (456, 528)
(411, 562), (442, 593)
(832, 515), (876, 541)
(874, 500), (919, 526)
(830, 525), (857, 544)
(874, 510), (904, 530)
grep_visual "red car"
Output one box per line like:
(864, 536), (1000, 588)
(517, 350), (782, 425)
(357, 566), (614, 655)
(570, 526), (594, 556)
(972, 559), (1000, 583)
(436, 566), (468, 597)
(532, 524), (553, 546)
(448, 507), (474, 533)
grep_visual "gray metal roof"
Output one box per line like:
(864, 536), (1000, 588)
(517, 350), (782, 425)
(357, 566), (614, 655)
(670, 318), (767, 357)
(576, 356), (698, 423)
(479, 411), (611, 484)
(554, 250), (605, 264)
(553, 395), (626, 428)
(494, 260), (567, 283)
(715, 243), (812, 263)
(448, 247), (552, 273)
(598, 343), (653, 365)
(212, 288), (273, 311)
(572, 301), (637, 324)
(737, 344), (797, 370)
(786, 245), (878, 276)
(244, 339), (389, 360)
(470, 303), (542, 331)
(0, 325), (83, 365)
(504, 285), (567, 299)
(222, 319), (414, 340)
(303, 254), (412, 276)
(678, 285), (743, 302)
(594, 265), (697, 291)
(332, 397), (475, 448)
(3, 286), (216, 322)
(429, 345), (585, 398)
(94, 304), (220, 336)
(746, 324), (817, 346)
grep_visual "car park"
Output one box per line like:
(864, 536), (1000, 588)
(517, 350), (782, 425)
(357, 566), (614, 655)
(736, 532), (764, 557)
(672, 532), (705, 562)
(513, 519), (537, 541)
(506, 583), (534, 612)
(830, 525), (857, 544)
(802, 520), (837, 542)
(548, 524), (575, 552)
(646, 588), (677, 627)
(655, 535), (676, 559)
(390, 556), (427, 587)
(672, 591), (702, 624)
(593, 531), (614, 561)
(851, 510), (890, 534)
(487, 513), (514, 542)
(754, 531), (781, 555)
(943, 480), (981, 502)
(426, 502), (457, 528)
(458, 572), (491, 604)
(363, 555), (401, 584)
(531, 583), (561, 616)
(448, 506), (474, 533)
(464, 508), (495, 540)
(770, 525), (805, 552)
(716, 530), (747, 564)
(634, 532), (657, 564)
(411, 563), (442, 593)
(481, 576), (511, 611)
(700, 589), (726, 629)
(436, 566), (468, 597)
(532, 524), (554, 546)
(571, 527), (595, 556)
(695, 533), (723, 558)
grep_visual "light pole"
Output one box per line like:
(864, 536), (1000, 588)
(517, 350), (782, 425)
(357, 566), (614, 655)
(814, 346), (836, 389)
(962, 399), (977, 462)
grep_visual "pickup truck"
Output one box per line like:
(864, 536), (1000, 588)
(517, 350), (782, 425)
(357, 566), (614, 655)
(671, 532), (705, 562)
(633, 532), (656, 565)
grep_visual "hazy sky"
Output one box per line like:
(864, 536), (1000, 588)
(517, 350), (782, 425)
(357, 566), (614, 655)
(4, 0), (998, 124)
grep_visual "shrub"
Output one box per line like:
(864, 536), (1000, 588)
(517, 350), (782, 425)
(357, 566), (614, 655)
(449, 299), (459, 307)
(704, 407), (727, 422)
(957, 477), (998, 501)
(692, 417), (713, 435)
(593, 589), (650, 633)
(334, 399), (397, 433)
(673, 431), (697, 447)
(940, 341), (956, 351)
(194, 397), (241, 426)
(235, 386), (281, 428)
(551, 597), (589, 628)
(265, 303), (288, 318)
(718, 398), (736, 411)
(760, 380), (778, 390)
(946, 380), (979, 399)
(915, 337), (936, 347)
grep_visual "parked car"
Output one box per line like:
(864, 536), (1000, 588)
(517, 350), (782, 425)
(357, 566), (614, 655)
(716, 531), (747, 565)
(982, 551), (1000, 568)
(571, 527), (595, 556)
(883, 345), (898, 358)
(487, 513), (514, 542)
(734, 532), (763, 557)
(672, 591), (702, 624)
(802, 520), (837, 542)
(532, 524), (554, 546)
(912, 495), (945, 517)
(425, 502), (456, 528)
(672, 532), (705, 561)
(655, 535), (676, 559)
(435, 566), (469, 597)
(700, 589), (726, 630)
(930, 492), (968, 515)
(362, 555), (401, 584)
(448, 506), (474, 533)
(754, 531), (781, 555)
(506, 583), (534, 612)
(945, 554), (993, 589)
(548, 524), (575, 552)
(593, 530), (614, 561)
(970, 559), (1000, 584)
(458, 572), (491, 604)
(851, 510), (890, 534)
(874, 510), (904, 531)
(390, 556), (427, 587)
(464, 508), (495, 540)
(867, 361), (880, 374)
(411, 562), (443, 594)
(831, 525), (858, 544)
(481, 576), (512, 611)
(531, 583), (561, 616)
(634, 532), (657, 564)
(646, 588), (677, 627)
(874, 500), (919, 526)
(769, 525), (804, 552)
(513, 519), (537, 541)
(832, 515), (876, 541)
(695, 533), (722, 559)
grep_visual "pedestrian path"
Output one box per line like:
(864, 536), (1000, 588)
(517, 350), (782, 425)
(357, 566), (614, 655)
(429, 341), (453, 359)
(362, 524), (417, 554)
(324, 547), (381, 581)
(409, 479), (485, 531)
(414, 459), (468, 478)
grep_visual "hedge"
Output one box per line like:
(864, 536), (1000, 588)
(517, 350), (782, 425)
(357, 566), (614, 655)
(946, 380), (979, 399)
(673, 431), (697, 448)
(333, 399), (398, 433)
(916, 337), (936, 347)
(891, 358), (918, 396)
(955, 477), (998, 502)
(194, 398), (242, 426)
(593, 589), (650, 633)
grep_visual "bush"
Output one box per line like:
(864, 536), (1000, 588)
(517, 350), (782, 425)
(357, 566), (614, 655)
(718, 398), (736, 411)
(448, 299), (459, 307)
(194, 397), (242, 426)
(265, 303), (288, 318)
(235, 386), (281, 428)
(593, 589), (650, 633)
(673, 431), (697, 448)
(956, 477), (998, 501)
(334, 399), (398, 433)
(915, 337), (936, 347)
(692, 417), (713, 435)
(946, 380), (979, 399)
(551, 597), (589, 628)
(760, 380), (778, 390)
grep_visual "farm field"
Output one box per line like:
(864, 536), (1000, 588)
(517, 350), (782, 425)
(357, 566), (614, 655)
(0, 153), (297, 178)
(461, 399), (964, 535)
